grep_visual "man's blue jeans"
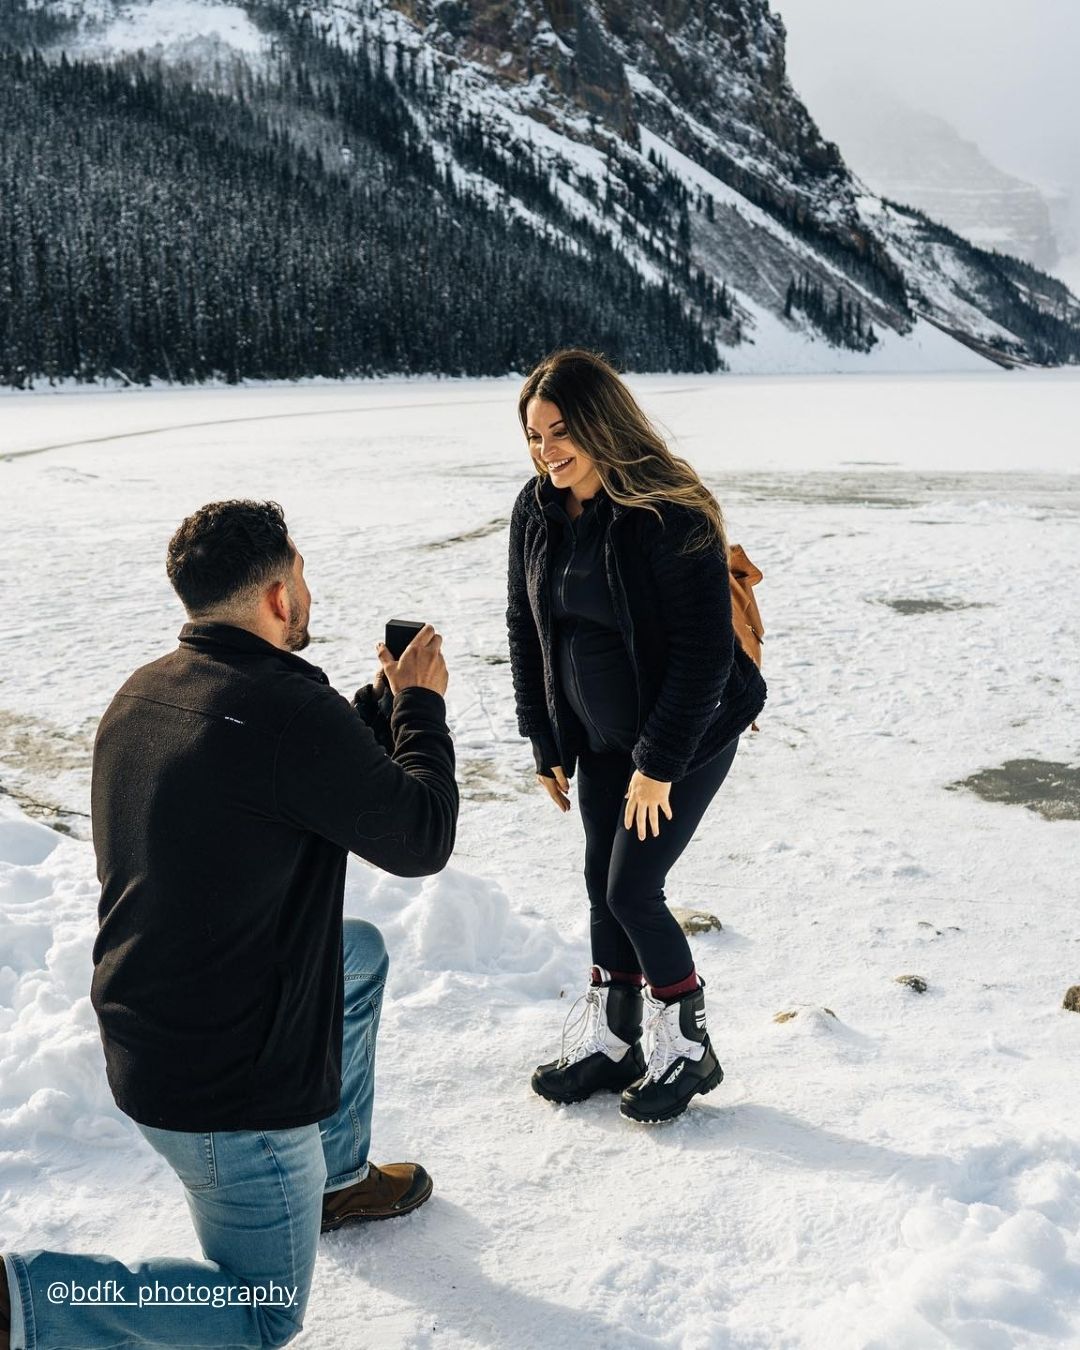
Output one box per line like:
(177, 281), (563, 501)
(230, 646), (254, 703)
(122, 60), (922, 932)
(3, 919), (389, 1349)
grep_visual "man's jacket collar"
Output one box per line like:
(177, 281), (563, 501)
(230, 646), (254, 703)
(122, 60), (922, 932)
(178, 622), (329, 683)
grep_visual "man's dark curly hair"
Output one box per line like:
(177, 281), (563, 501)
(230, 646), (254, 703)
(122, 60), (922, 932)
(166, 500), (295, 617)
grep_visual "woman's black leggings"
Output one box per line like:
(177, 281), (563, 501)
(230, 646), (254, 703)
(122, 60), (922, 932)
(575, 736), (739, 988)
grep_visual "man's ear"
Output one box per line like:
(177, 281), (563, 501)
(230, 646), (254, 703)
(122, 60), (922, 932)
(266, 579), (290, 626)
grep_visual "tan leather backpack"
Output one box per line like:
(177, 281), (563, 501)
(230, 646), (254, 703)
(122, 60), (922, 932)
(729, 543), (764, 729)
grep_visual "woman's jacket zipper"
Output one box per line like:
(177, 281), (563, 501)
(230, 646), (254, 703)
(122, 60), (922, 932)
(559, 514), (616, 753)
(607, 516), (642, 741)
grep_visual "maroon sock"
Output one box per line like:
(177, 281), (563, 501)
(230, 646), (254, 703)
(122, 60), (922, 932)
(590, 965), (644, 987)
(610, 968), (645, 987)
(650, 968), (700, 1003)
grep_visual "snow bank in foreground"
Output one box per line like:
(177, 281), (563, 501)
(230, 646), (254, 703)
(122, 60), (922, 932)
(0, 810), (126, 1152)
(810, 1136), (1080, 1348)
(0, 801), (570, 1157)
(346, 865), (572, 998)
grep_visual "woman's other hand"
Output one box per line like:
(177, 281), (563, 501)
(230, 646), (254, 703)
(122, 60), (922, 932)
(623, 769), (673, 840)
(537, 765), (571, 813)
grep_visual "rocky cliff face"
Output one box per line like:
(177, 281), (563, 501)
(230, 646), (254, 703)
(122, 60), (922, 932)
(386, 0), (849, 224)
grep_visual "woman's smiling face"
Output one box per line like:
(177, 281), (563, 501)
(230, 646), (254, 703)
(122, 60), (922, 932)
(525, 397), (603, 497)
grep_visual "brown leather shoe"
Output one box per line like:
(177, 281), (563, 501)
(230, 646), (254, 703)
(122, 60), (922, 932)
(321, 1163), (433, 1232)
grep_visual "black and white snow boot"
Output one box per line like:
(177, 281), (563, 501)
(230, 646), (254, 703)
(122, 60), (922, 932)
(620, 983), (723, 1123)
(532, 971), (647, 1105)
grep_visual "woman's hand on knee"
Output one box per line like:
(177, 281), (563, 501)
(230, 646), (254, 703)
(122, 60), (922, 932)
(623, 769), (673, 840)
(537, 765), (571, 812)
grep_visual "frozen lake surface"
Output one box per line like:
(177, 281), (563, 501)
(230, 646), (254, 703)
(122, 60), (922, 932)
(1, 371), (1079, 1348)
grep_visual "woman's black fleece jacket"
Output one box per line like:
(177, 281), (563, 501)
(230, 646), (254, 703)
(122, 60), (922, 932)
(506, 475), (767, 783)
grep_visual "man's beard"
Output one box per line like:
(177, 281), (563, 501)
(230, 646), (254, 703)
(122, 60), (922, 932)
(285, 587), (311, 651)
(286, 613), (310, 651)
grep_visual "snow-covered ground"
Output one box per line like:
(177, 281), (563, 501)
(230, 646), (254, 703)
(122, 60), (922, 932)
(1, 372), (1079, 1348)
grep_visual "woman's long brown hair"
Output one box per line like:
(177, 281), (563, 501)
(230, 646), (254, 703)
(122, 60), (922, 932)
(518, 348), (728, 558)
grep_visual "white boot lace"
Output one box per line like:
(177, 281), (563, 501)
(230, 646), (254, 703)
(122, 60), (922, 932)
(641, 990), (705, 1082)
(558, 984), (630, 1065)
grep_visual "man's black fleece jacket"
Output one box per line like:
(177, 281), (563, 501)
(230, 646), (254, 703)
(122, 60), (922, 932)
(90, 622), (458, 1132)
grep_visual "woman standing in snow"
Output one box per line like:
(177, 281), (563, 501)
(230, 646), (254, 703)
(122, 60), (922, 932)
(506, 348), (766, 1123)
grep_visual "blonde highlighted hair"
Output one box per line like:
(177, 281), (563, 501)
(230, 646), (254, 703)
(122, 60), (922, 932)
(518, 348), (728, 557)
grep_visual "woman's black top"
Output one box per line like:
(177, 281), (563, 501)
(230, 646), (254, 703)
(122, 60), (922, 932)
(545, 488), (638, 759)
(507, 474), (767, 784)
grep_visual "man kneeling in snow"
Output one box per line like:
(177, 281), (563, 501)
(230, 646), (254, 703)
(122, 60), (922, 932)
(0, 499), (457, 1350)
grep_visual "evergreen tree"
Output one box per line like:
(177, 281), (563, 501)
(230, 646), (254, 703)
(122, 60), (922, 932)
(0, 43), (722, 386)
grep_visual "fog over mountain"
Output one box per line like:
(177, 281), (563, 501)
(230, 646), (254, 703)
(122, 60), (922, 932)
(807, 86), (1065, 273)
(779, 0), (1080, 287)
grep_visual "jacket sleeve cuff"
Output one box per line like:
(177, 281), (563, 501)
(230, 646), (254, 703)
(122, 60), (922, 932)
(391, 685), (449, 725)
(631, 739), (691, 785)
(351, 681), (395, 754)
(531, 734), (560, 777)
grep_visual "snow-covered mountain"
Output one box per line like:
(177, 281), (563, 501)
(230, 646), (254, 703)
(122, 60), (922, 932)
(7, 0), (1080, 374)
